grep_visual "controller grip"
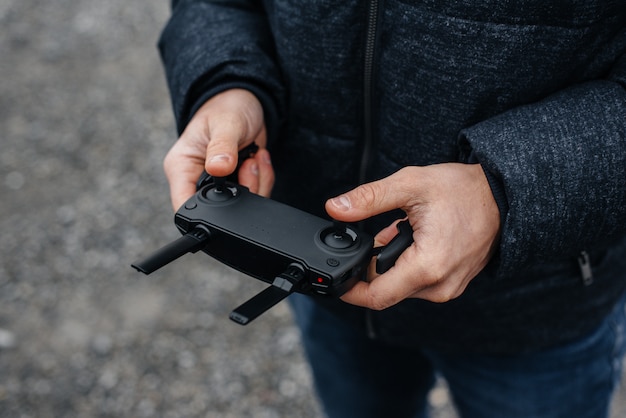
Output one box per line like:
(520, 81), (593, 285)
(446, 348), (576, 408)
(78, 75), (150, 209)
(375, 220), (413, 274)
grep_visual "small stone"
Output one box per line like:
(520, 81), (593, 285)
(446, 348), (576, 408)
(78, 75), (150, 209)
(0, 329), (16, 349)
(5, 171), (25, 190)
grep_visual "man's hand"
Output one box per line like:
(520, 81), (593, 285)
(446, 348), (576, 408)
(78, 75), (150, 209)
(325, 163), (501, 310)
(163, 89), (275, 210)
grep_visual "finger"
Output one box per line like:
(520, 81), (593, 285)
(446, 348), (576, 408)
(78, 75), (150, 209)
(340, 278), (420, 311)
(343, 243), (472, 308)
(341, 271), (463, 309)
(341, 246), (426, 310)
(237, 149), (274, 197)
(196, 90), (263, 178)
(168, 174), (199, 212)
(165, 162), (204, 211)
(340, 273), (421, 311)
(204, 121), (241, 178)
(373, 219), (405, 248)
(408, 281), (466, 304)
(255, 149), (274, 198)
(366, 219), (408, 280)
(325, 168), (417, 222)
(238, 158), (260, 194)
(164, 144), (206, 211)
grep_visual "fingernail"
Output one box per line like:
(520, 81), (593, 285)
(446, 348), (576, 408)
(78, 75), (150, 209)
(209, 154), (231, 164)
(330, 195), (351, 211)
(262, 152), (272, 165)
(251, 162), (259, 176)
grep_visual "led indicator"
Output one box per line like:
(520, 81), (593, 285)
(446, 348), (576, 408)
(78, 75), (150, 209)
(317, 277), (324, 284)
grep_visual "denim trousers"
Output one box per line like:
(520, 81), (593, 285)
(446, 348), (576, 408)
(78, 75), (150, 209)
(289, 292), (626, 418)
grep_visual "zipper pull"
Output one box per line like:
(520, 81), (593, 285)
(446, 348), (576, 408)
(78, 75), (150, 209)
(577, 251), (594, 286)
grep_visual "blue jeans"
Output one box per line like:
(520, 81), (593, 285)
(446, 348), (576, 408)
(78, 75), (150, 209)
(289, 293), (626, 418)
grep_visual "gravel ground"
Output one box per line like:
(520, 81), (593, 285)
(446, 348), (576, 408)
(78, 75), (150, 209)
(0, 1), (624, 417)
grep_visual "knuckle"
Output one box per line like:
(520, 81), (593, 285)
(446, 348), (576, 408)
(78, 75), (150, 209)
(424, 277), (464, 303)
(427, 288), (457, 304)
(369, 298), (391, 312)
(418, 263), (458, 303)
(366, 287), (395, 311)
(162, 150), (176, 176)
(354, 183), (384, 208)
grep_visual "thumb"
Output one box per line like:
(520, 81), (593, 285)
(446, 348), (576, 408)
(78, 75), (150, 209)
(325, 171), (412, 222)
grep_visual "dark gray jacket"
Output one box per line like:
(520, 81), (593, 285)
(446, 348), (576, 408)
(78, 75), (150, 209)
(159, 0), (626, 354)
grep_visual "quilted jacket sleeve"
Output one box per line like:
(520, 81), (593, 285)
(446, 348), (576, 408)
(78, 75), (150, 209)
(158, 0), (285, 139)
(461, 51), (626, 275)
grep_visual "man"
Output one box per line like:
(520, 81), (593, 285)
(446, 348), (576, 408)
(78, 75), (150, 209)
(157, 1), (626, 417)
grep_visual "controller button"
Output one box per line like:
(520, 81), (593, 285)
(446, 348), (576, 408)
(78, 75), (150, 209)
(326, 258), (340, 267)
(184, 202), (198, 210)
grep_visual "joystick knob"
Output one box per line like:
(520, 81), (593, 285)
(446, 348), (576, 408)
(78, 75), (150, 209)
(320, 224), (358, 250)
(201, 177), (239, 202)
(204, 185), (236, 202)
(323, 230), (354, 249)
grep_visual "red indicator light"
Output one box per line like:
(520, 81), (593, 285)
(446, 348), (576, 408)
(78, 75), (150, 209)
(317, 277), (324, 284)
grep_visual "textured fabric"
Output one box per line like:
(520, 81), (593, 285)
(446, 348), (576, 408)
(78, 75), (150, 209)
(290, 291), (626, 417)
(158, 0), (626, 354)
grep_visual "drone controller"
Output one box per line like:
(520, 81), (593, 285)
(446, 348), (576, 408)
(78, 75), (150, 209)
(132, 144), (413, 325)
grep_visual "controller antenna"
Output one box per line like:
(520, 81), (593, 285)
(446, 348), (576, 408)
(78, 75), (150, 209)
(131, 227), (211, 275)
(229, 263), (306, 325)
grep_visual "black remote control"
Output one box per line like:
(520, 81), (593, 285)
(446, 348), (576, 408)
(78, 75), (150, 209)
(132, 145), (413, 324)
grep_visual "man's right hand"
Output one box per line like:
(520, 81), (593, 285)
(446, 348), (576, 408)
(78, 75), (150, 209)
(163, 89), (274, 210)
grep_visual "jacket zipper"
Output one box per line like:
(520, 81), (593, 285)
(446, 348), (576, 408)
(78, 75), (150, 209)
(360, 0), (379, 184)
(362, 0), (380, 339)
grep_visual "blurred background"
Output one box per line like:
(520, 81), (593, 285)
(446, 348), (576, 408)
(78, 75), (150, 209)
(0, 1), (623, 417)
